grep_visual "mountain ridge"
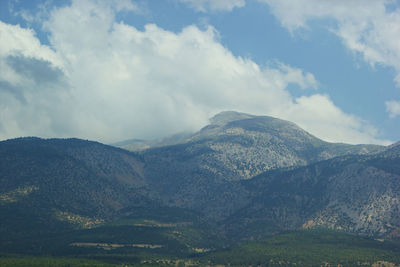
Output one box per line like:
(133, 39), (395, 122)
(141, 111), (384, 185)
(0, 112), (399, 258)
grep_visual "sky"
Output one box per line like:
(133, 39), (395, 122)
(0, 0), (400, 145)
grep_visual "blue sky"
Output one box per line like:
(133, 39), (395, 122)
(0, 0), (399, 144)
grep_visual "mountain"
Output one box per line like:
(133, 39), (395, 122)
(0, 137), (219, 255)
(0, 137), (154, 251)
(0, 137), (152, 218)
(139, 111), (384, 219)
(0, 112), (399, 260)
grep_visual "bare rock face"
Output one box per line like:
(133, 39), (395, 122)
(230, 147), (400, 239)
(305, 167), (400, 236)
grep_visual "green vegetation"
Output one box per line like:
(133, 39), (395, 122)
(0, 255), (116, 267)
(203, 230), (400, 266)
(1, 230), (399, 266)
(0, 205), (221, 261)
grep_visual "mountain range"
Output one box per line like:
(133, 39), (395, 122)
(0, 111), (399, 263)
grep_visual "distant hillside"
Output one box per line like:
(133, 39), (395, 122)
(112, 132), (192, 151)
(0, 137), (151, 218)
(0, 137), (218, 255)
(0, 137), (157, 252)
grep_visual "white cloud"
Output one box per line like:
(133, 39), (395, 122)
(0, 22), (61, 65)
(264, 62), (319, 90)
(178, 0), (245, 12)
(283, 94), (383, 144)
(386, 100), (400, 118)
(0, 0), (389, 144)
(260, 0), (400, 88)
(0, 21), (71, 140)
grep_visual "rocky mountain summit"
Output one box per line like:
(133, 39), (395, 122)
(137, 111), (384, 181)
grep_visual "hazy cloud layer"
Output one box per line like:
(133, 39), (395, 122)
(0, 0), (389, 144)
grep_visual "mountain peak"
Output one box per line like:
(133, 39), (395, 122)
(207, 111), (305, 136)
(209, 111), (255, 126)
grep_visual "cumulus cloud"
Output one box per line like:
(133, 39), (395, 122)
(0, 0), (388, 144)
(260, 0), (400, 88)
(283, 95), (382, 144)
(386, 100), (400, 118)
(0, 21), (71, 140)
(178, 0), (245, 12)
